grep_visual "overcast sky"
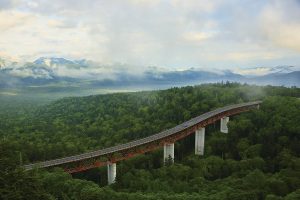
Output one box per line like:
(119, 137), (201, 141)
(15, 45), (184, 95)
(0, 0), (300, 70)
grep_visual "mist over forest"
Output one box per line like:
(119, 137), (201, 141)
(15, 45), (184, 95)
(1, 0), (300, 199)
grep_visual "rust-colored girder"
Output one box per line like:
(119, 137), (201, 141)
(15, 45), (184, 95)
(23, 101), (261, 173)
(62, 105), (257, 173)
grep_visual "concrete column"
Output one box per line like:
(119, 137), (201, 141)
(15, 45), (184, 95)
(195, 127), (205, 155)
(220, 116), (229, 133)
(107, 162), (116, 185)
(164, 143), (174, 163)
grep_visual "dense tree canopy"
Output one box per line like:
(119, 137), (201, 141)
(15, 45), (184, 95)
(0, 83), (299, 199)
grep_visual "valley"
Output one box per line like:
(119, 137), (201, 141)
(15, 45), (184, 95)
(1, 83), (300, 200)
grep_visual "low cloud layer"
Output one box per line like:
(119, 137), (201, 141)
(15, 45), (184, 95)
(0, 0), (299, 69)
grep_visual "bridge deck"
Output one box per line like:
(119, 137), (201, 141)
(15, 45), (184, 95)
(23, 101), (262, 170)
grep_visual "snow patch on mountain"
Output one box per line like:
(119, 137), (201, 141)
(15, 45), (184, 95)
(234, 66), (300, 76)
(0, 57), (299, 88)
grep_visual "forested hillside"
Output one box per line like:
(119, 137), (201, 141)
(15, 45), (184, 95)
(1, 83), (300, 200)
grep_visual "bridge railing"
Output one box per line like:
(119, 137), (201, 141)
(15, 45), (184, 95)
(23, 101), (262, 170)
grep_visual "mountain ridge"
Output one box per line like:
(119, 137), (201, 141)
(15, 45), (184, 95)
(0, 57), (299, 88)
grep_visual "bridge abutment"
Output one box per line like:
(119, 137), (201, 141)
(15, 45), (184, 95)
(195, 127), (205, 155)
(107, 162), (116, 185)
(220, 116), (229, 133)
(164, 143), (174, 164)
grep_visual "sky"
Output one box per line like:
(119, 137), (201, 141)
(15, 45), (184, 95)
(0, 0), (300, 70)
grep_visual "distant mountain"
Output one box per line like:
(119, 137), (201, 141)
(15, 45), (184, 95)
(268, 65), (296, 74)
(0, 57), (18, 69)
(236, 65), (299, 77)
(33, 57), (88, 68)
(140, 69), (244, 85)
(248, 71), (300, 86)
(0, 57), (299, 89)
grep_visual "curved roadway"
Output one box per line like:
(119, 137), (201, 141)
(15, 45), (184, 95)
(24, 101), (262, 170)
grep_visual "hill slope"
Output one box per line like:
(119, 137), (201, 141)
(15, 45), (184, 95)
(0, 83), (300, 200)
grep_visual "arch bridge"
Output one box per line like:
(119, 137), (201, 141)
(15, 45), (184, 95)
(24, 101), (262, 184)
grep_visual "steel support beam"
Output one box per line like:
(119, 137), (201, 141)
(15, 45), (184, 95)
(220, 116), (229, 133)
(195, 127), (205, 155)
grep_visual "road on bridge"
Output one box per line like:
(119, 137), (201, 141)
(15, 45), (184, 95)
(23, 101), (262, 174)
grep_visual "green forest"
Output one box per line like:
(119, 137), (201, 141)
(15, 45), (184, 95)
(1, 83), (300, 200)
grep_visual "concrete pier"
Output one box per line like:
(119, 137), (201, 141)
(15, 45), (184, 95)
(164, 143), (174, 163)
(195, 128), (205, 155)
(107, 162), (116, 184)
(220, 116), (229, 133)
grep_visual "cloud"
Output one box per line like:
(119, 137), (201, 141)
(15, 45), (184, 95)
(260, 0), (300, 52)
(47, 19), (77, 29)
(0, 0), (16, 10)
(6, 64), (54, 79)
(53, 64), (119, 80)
(233, 65), (300, 76)
(233, 67), (274, 76)
(0, 10), (34, 30)
(0, 10), (102, 62)
(170, 0), (222, 13)
(183, 31), (215, 42)
(0, 0), (299, 69)
(224, 52), (279, 61)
